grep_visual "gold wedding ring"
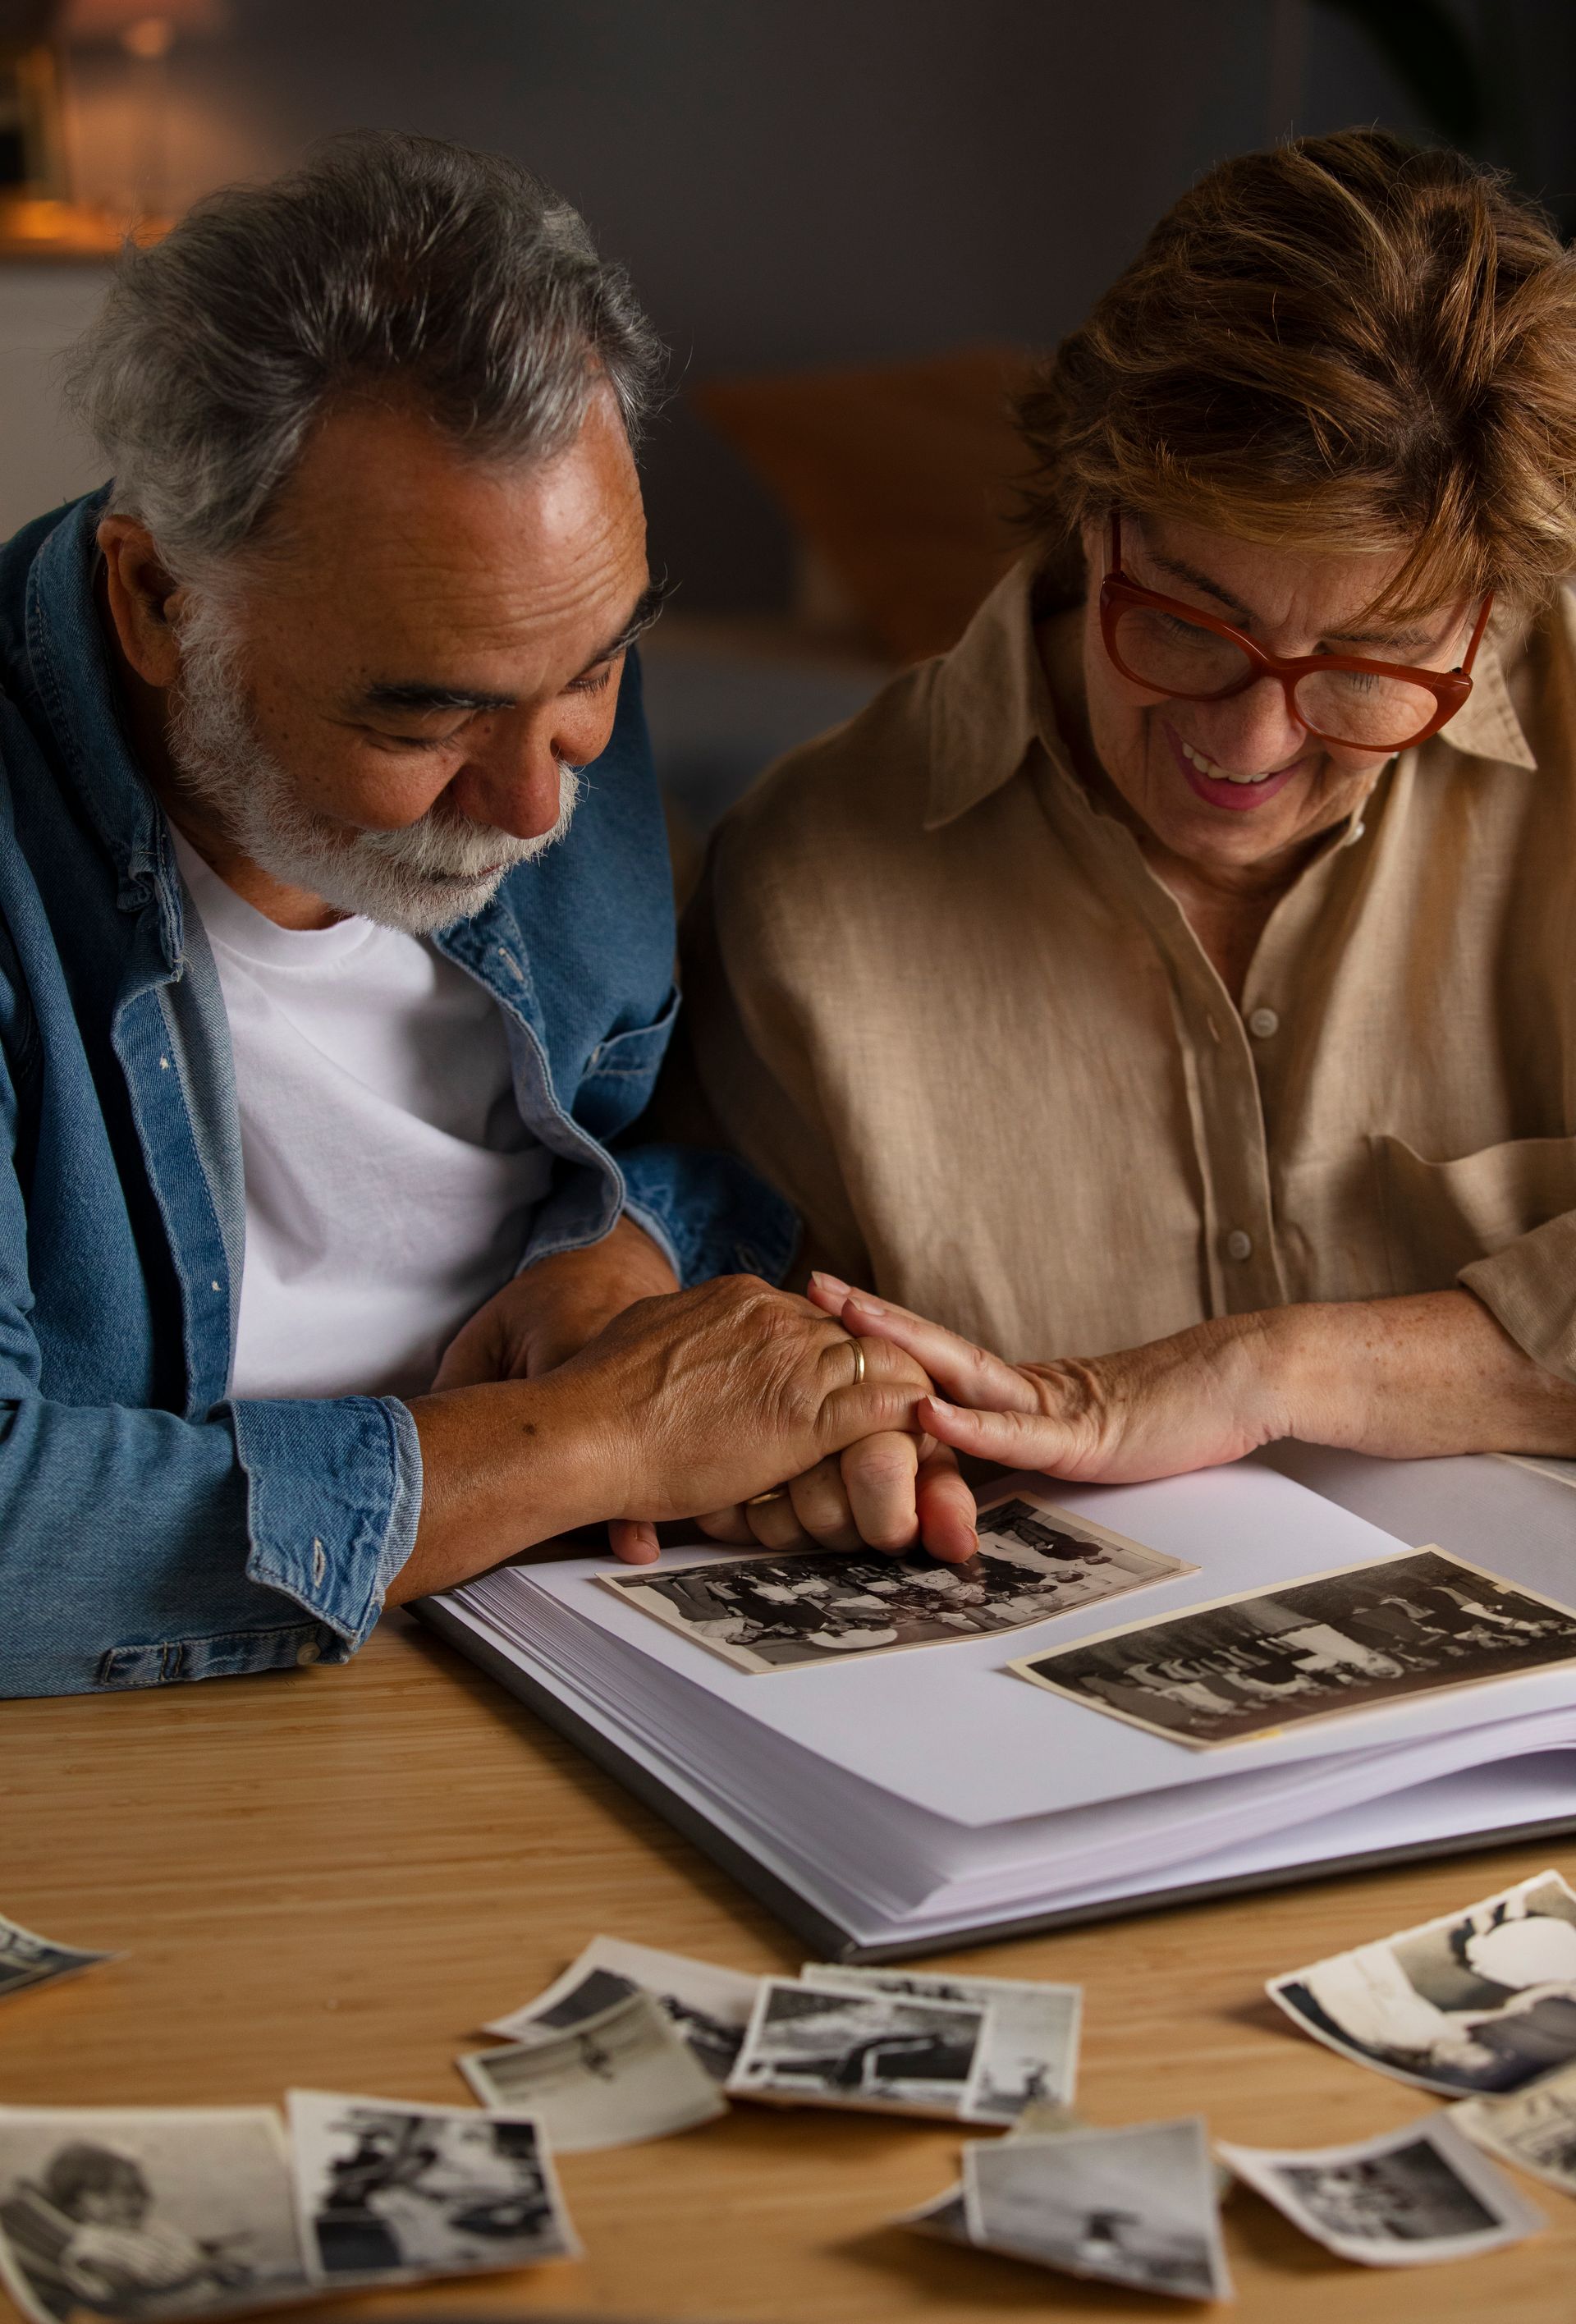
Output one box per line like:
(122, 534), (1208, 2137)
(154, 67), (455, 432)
(850, 1337), (867, 1387)
(745, 1486), (790, 1506)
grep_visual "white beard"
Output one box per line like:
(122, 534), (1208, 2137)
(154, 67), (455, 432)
(166, 597), (583, 936)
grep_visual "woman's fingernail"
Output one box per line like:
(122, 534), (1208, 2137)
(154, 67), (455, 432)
(845, 1293), (886, 1319)
(810, 1270), (850, 1295)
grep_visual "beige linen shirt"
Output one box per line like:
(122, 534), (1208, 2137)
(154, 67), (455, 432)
(675, 557), (1576, 1383)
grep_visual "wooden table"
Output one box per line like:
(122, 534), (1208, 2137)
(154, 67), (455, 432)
(4, 1611), (1574, 2322)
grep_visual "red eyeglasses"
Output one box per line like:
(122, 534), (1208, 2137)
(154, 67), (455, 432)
(1099, 513), (1493, 753)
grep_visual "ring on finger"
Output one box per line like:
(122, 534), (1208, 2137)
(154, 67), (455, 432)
(849, 1337), (867, 1387)
(745, 1485), (790, 1506)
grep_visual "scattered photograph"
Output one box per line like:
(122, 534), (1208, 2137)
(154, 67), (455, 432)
(600, 1492), (1193, 1675)
(0, 2105), (308, 2324)
(962, 2118), (1233, 2301)
(804, 1964), (1081, 2122)
(286, 2091), (576, 2283)
(894, 2182), (972, 2247)
(1269, 1868), (1576, 2097)
(727, 1977), (988, 2119)
(0, 1916), (115, 2005)
(1011, 1547), (1576, 1749)
(458, 1990), (726, 2151)
(1454, 2056), (1576, 2194)
(483, 1936), (758, 2082)
(1216, 2115), (1543, 2266)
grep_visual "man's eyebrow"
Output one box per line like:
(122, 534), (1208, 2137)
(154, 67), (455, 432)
(583, 575), (674, 670)
(1148, 551), (1440, 657)
(356, 580), (675, 717)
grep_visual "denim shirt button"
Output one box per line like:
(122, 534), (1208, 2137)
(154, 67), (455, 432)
(296, 1638), (322, 1666)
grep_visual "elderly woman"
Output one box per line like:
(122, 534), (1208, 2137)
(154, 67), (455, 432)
(676, 130), (1576, 1543)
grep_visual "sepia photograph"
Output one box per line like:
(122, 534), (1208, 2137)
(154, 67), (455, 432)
(1011, 1547), (1576, 1748)
(0, 1918), (114, 2006)
(1454, 2056), (1576, 2194)
(459, 1992), (727, 2151)
(286, 2092), (577, 2282)
(0, 2106), (308, 2324)
(483, 1937), (758, 2083)
(1270, 1868), (1576, 2097)
(963, 2118), (1233, 2300)
(728, 1978), (988, 2119)
(1217, 2116), (1544, 2265)
(805, 1964), (1081, 2123)
(600, 1495), (1193, 1675)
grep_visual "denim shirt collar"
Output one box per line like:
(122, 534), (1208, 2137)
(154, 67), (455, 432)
(21, 488), (186, 962)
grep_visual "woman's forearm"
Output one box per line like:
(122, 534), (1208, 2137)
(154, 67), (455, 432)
(1275, 1289), (1576, 1461)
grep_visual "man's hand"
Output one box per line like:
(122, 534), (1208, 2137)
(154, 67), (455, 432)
(392, 1276), (939, 1607)
(434, 1214), (680, 1387)
(433, 1216), (680, 1564)
(694, 1437), (979, 1565)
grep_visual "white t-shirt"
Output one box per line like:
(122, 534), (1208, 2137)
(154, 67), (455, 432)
(172, 832), (554, 1401)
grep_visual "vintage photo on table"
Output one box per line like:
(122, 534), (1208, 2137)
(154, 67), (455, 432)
(962, 2118), (1233, 2301)
(483, 1936), (758, 2082)
(727, 1977), (989, 2118)
(803, 1964), (1081, 2121)
(287, 2091), (577, 2282)
(0, 1915), (116, 2005)
(600, 1492), (1193, 1675)
(0, 2105), (309, 2324)
(1216, 2115), (1544, 2266)
(459, 1990), (727, 2150)
(1269, 1868), (1576, 2096)
(1010, 1547), (1576, 1748)
(1454, 2056), (1576, 2193)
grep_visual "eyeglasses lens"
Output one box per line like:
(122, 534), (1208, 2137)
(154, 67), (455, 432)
(1110, 605), (1440, 747)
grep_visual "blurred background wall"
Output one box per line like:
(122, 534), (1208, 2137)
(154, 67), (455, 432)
(2, 0), (1573, 834)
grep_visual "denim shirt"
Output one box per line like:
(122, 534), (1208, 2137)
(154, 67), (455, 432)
(0, 490), (795, 1698)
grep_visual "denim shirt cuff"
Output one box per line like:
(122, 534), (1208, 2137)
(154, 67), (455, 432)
(618, 1143), (800, 1287)
(229, 1391), (423, 1648)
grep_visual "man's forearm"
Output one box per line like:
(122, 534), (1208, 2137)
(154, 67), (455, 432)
(1274, 1288), (1576, 1460)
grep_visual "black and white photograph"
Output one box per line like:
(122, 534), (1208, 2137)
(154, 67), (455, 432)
(1010, 1547), (1576, 1748)
(804, 1964), (1081, 2123)
(0, 2106), (308, 2324)
(458, 1991), (727, 2151)
(1216, 2116), (1544, 2266)
(895, 2183), (973, 2248)
(286, 2092), (577, 2283)
(1454, 2056), (1576, 2194)
(727, 1978), (988, 2119)
(0, 1916), (115, 2005)
(962, 2118), (1233, 2301)
(1269, 1869), (1576, 2097)
(599, 1494), (1192, 1675)
(483, 1936), (758, 2083)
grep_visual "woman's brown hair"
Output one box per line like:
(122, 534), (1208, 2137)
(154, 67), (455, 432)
(1019, 129), (1576, 615)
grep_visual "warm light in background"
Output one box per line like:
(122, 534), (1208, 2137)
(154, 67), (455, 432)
(61, 0), (227, 45)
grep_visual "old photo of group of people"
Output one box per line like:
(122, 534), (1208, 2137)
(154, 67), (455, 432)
(602, 1490), (1191, 1673)
(1011, 1547), (1576, 1747)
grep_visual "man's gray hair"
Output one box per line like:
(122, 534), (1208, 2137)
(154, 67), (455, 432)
(64, 130), (663, 581)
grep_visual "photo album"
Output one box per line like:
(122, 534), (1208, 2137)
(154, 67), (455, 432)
(421, 1449), (1576, 1958)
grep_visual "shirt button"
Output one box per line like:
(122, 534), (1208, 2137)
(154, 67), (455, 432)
(1247, 1007), (1280, 1040)
(1225, 1229), (1254, 1263)
(296, 1640), (322, 1666)
(1345, 818), (1367, 846)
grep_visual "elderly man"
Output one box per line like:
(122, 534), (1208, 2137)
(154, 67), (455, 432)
(0, 131), (951, 1700)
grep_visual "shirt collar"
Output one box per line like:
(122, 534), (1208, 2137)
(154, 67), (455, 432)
(924, 551), (1539, 828)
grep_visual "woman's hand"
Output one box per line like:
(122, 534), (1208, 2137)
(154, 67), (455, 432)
(806, 1274), (1294, 1482)
(694, 1434), (980, 1565)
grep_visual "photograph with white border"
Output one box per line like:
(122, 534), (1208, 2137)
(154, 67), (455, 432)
(1217, 2115), (1543, 2265)
(804, 1963), (1080, 2122)
(1269, 1869), (1576, 2096)
(458, 1990), (726, 2150)
(599, 1496), (1193, 1675)
(1454, 2056), (1576, 2193)
(727, 1977), (988, 2119)
(286, 2091), (576, 2283)
(1011, 1547), (1576, 1748)
(963, 2117), (1232, 2300)
(0, 1917), (116, 2005)
(483, 1936), (758, 2083)
(0, 2105), (307, 2324)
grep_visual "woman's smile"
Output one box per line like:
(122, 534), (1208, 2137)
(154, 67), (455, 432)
(1161, 719), (1310, 814)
